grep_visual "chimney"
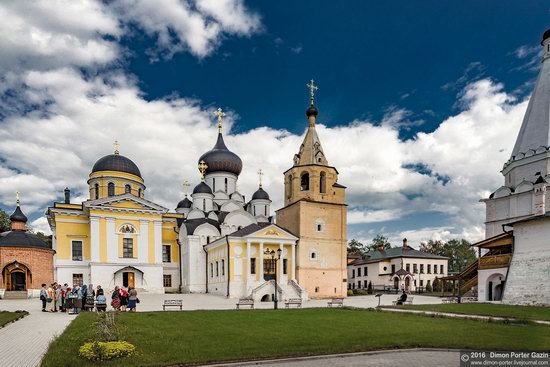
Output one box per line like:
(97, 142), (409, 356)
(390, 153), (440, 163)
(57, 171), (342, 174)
(64, 187), (70, 204)
(402, 238), (409, 250)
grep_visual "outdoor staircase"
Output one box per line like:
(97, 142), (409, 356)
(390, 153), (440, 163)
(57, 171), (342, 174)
(2, 291), (28, 299)
(250, 279), (305, 302)
(459, 276), (478, 295)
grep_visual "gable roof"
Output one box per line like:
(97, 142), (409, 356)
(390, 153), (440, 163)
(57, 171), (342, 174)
(85, 193), (168, 212)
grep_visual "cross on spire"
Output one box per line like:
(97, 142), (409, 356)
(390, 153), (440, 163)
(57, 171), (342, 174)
(306, 79), (318, 105)
(113, 140), (120, 155)
(214, 108), (225, 133)
(16, 191), (20, 206)
(257, 168), (264, 188)
(198, 160), (208, 181)
(182, 180), (190, 197)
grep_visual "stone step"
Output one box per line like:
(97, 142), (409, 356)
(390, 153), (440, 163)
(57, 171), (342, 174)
(3, 291), (28, 299)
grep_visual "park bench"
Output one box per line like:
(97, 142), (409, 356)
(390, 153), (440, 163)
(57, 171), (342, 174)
(327, 297), (344, 308)
(392, 296), (414, 306)
(285, 298), (302, 308)
(163, 299), (183, 311)
(236, 298), (254, 309)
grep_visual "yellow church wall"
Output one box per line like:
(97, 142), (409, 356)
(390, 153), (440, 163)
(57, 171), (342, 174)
(162, 225), (179, 262)
(148, 222), (155, 263)
(88, 170), (145, 199)
(54, 218), (90, 260)
(207, 245), (227, 284)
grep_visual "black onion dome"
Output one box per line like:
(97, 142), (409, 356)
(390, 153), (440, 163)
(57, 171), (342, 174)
(92, 154), (142, 178)
(193, 182), (213, 195)
(198, 133), (242, 176)
(177, 197), (192, 209)
(252, 187), (270, 200)
(0, 231), (51, 249)
(10, 206), (27, 223)
(543, 28), (550, 45)
(306, 104), (318, 117)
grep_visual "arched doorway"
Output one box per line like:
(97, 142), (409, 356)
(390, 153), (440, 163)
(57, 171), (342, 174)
(2, 261), (31, 291)
(486, 273), (505, 301)
(393, 278), (399, 290)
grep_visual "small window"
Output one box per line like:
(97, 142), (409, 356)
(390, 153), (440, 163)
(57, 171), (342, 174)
(317, 224), (322, 232)
(162, 245), (171, 263)
(358, 280), (362, 289)
(213, 178), (216, 192)
(434, 265), (438, 274)
(420, 264), (424, 274)
(123, 238), (133, 258)
(440, 264), (444, 274)
(420, 280), (424, 287)
(221, 259), (225, 276)
(310, 250), (317, 260)
(125, 184), (131, 194)
(300, 172), (309, 191)
(163, 274), (172, 287)
(357, 268), (361, 277)
(288, 174), (293, 197)
(250, 258), (256, 274)
(72, 273), (83, 286)
(352, 269), (355, 278)
(364, 266), (368, 276)
(264, 206), (267, 216)
(383, 266), (387, 271)
(225, 178), (228, 192)
(108, 182), (115, 197)
(72, 241), (83, 261)
(391, 264), (395, 274)
(427, 264), (431, 274)
(283, 259), (288, 275)
(406, 264), (410, 272)
(216, 261), (219, 277)
(413, 264), (418, 273)
(94, 183), (99, 199)
(210, 263), (213, 278)
(315, 286), (319, 293)
(138, 188), (142, 197)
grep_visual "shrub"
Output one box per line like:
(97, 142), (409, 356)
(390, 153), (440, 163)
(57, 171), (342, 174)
(347, 290), (353, 296)
(367, 281), (373, 295)
(432, 277), (440, 292)
(79, 341), (136, 361)
(426, 283), (433, 293)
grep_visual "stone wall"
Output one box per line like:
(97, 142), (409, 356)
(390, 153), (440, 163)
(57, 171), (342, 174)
(503, 218), (550, 305)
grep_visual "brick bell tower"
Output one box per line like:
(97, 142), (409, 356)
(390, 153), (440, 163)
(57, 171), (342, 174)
(276, 80), (348, 299)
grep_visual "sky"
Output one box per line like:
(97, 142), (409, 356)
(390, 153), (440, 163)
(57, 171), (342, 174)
(0, 1), (549, 247)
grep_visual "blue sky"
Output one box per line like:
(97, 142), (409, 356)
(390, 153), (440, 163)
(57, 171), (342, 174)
(0, 1), (548, 246)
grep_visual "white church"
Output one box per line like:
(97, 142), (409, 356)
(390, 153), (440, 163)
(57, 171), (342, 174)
(466, 28), (550, 306)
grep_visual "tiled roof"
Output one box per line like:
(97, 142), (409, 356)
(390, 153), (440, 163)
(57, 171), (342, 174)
(352, 246), (447, 265)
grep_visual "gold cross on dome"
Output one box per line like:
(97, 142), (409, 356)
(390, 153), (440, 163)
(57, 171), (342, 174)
(198, 160), (208, 181)
(16, 191), (20, 206)
(182, 180), (190, 197)
(113, 140), (120, 155)
(306, 79), (318, 105)
(214, 108), (225, 133)
(257, 168), (264, 188)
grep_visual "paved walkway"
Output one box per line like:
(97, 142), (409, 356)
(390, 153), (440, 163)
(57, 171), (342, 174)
(0, 293), (443, 366)
(0, 299), (76, 367)
(382, 307), (550, 325)
(204, 349), (460, 367)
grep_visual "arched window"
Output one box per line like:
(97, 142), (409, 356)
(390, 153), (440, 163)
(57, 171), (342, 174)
(253, 206), (256, 216)
(107, 182), (115, 197)
(213, 178), (216, 192)
(138, 188), (142, 198)
(125, 184), (131, 194)
(120, 224), (136, 233)
(225, 178), (228, 192)
(300, 172), (309, 191)
(264, 205), (267, 216)
(203, 199), (206, 211)
(320, 171), (326, 193)
(94, 183), (99, 199)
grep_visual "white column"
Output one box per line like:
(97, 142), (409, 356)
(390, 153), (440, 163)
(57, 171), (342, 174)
(138, 220), (149, 262)
(106, 218), (116, 262)
(291, 242), (296, 280)
(246, 240), (251, 280)
(90, 217), (100, 262)
(154, 221), (162, 264)
(259, 242), (264, 281)
(279, 242), (284, 280)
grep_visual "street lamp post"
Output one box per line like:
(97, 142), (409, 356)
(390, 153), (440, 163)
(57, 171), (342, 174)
(265, 248), (282, 310)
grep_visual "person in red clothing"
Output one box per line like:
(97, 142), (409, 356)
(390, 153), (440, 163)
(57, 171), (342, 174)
(119, 287), (128, 311)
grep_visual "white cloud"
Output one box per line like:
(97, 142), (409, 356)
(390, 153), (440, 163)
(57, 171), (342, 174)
(112, 0), (261, 58)
(348, 209), (403, 224)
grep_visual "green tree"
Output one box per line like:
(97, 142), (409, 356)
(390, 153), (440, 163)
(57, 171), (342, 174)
(347, 239), (368, 255)
(367, 234), (391, 252)
(425, 282), (433, 293)
(419, 238), (477, 273)
(0, 209), (11, 232)
(432, 277), (441, 292)
(367, 281), (373, 295)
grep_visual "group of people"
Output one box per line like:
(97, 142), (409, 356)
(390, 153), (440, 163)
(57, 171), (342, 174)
(39, 283), (138, 313)
(110, 286), (139, 312)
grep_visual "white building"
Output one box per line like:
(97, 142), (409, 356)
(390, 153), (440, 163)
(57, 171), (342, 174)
(348, 239), (448, 292)
(476, 28), (550, 305)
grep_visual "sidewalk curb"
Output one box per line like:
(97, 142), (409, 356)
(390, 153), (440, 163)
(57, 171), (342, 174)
(194, 348), (461, 367)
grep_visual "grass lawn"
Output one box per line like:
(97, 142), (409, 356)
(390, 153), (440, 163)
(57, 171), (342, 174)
(0, 310), (28, 328)
(42, 308), (550, 367)
(391, 303), (550, 321)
